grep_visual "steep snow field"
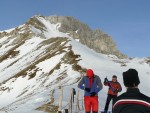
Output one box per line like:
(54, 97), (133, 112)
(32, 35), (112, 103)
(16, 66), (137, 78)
(70, 39), (150, 111)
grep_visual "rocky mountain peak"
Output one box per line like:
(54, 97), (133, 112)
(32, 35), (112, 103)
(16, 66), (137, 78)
(0, 15), (127, 60)
(12, 14), (126, 58)
(39, 15), (127, 58)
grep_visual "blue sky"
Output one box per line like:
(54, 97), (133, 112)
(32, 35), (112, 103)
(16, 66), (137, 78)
(0, 0), (150, 57)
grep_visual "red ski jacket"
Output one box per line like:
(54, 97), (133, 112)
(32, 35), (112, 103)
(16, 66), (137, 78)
(104, 81), (122, 96)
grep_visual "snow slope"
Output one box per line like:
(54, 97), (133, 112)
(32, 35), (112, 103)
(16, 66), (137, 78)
(0, 16), (149, 113)
(69, 39), (150, 111)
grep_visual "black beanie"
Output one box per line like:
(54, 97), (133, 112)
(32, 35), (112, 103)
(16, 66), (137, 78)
(123, 69), (140, 87)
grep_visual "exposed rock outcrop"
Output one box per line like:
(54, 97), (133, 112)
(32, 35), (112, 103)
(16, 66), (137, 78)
(46, 15), (127, 58)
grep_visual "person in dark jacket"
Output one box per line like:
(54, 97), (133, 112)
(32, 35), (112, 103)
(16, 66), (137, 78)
(78, 69), (103, 113)
(103, 75), (122, 113)
(113, 68), (150, 113)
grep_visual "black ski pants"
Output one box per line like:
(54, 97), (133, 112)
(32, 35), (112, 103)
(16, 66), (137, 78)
(104, 94), (117, 112)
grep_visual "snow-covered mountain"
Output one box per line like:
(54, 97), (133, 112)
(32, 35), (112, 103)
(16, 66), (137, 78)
(0, 15), (149, 113)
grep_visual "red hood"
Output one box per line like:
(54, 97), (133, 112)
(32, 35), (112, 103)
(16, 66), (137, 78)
(86, 69), (94, 78)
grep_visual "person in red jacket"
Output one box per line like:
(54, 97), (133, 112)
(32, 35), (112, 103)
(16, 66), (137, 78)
(103, 75), (122, 113)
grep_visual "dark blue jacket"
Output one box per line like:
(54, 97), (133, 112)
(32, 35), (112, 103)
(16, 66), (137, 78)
(78, 75), (103, 96)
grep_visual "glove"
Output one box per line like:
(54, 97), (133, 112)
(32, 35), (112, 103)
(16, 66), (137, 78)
(104, 78), (107, 83)
(85, 88), (90, 92)
(90, 92), (97, 97)
(113, 90), (119, 93)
